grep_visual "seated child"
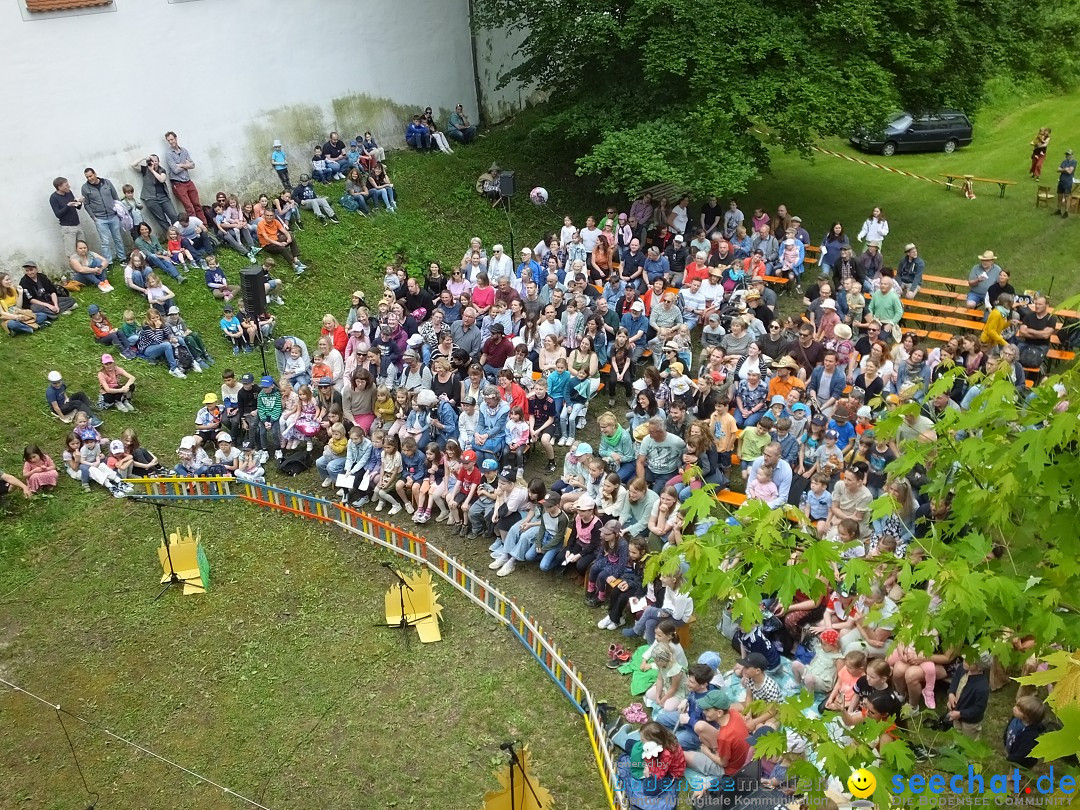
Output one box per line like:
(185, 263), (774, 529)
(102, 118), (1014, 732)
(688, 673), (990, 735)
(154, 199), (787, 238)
(233, 442), (266, 484)
(283, 343), (311, 387)
(800, 472), (833, 534)
(792, 628), (842, 695)
(745, 463), (779, 503)
(825, 649), (867, 712)
(220, 305), (249, 354)
(738, 414), (774, 479)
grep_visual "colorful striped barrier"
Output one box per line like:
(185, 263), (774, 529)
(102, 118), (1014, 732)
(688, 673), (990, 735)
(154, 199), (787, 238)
(752, 126), (944, 185)
(127, 477), (626, 810)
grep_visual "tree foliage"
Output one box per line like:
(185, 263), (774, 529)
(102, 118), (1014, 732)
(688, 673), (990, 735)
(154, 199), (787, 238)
(648, 354), (1080, 800)
(474, 0), (1080, 195)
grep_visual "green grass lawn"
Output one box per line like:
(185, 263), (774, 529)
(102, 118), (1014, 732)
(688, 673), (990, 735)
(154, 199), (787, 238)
(1, 87), (1071, 808)
(746, 87), (1080, 301)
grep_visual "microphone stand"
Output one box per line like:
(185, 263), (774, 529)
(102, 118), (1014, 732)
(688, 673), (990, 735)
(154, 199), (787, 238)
(500, 740), (542, 810)
(131, 499), (212, 600)
(372, 563), (430, 649)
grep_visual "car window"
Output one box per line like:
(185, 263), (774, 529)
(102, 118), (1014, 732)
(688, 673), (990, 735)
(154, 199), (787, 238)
(886, 113), (913, 131)
(909, 120), (934, 132)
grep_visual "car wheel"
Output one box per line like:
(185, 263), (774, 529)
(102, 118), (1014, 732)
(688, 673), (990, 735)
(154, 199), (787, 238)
(881, 142), (897, 157)
(943, 139), (958, 154)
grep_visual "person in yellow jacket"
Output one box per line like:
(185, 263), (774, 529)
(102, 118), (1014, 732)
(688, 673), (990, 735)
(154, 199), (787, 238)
(980, 293), (1015, 347)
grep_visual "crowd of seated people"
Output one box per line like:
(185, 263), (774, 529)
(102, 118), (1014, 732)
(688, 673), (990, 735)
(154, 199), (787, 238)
(9, 137), (1069, 809)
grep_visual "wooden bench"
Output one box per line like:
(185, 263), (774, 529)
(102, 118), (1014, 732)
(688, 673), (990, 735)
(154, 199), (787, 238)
(902, 297), (985, 321)
(916, 285), (971, 304)
(940, 174), (1017, 199)
(921, 273), (969, 291)
(716, 490), (747, 507)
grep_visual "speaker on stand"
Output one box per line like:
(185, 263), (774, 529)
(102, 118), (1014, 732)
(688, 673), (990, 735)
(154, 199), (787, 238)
(498, 171), (516, 259)
(239, 268), (270, 376)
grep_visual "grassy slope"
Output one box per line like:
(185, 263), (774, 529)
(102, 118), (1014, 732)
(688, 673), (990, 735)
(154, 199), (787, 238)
(748, 88), (1080, 300)
(1, 88), (1070, 807)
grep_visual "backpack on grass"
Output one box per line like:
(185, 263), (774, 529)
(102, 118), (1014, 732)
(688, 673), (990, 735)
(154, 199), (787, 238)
(277, 449), (312, 476)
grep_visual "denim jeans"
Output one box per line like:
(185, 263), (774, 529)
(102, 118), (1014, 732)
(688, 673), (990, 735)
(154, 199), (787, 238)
(316, 454), (346, 478)
(92, 215), (127, 264)
(346, 193), (370, 214)
(128, 268), (146, 289)
(369, 187), (393, 210)
(145, 254), (181, 279)
(73, 269), (107, 286)
(140, 341), (178, 369)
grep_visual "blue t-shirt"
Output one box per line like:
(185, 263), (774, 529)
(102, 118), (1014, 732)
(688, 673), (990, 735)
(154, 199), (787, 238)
(827, 419), (856, 450)
(271, 148), (287, 168)
(220, 316), (241, 334)
(45, 383), (67, 408)
(801, 488), (833, 519)
(205, 268), (227, 289)
(1059, 158), (1077, 189)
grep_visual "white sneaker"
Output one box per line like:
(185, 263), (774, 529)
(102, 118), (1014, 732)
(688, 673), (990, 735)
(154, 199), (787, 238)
(274, 296), (285, 305)
(375, 501), (384, 512)
(275, 449), (283, 459)
(597, 617), (613, 630)
(321, 477), (332, 488)
(489, 555), (509, 570)
(169, 367), (186, 379)
(516, 467), (524, 480)
(353, 496), (370, 507)
(404, 502), (415, 514)
(496, 559), (516, 577)
(306, 441), (313, 452)
(256, 450), (269, 465)
(191, 360), (203, 373)
(388, 503), (402, 516)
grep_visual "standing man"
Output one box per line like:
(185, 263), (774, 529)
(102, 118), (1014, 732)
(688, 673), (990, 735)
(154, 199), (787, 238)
(448, 104), (477, 144)
(165, 131), (205, 223)
(20, 260), (76, 319)
(81, 167), (126, 265)
(49, 177), (85, 260)
(1056, 148), (1076, 218)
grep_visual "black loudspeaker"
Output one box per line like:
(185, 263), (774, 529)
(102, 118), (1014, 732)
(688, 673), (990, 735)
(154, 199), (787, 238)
(498, 170), (516, 198)
(240, 268), (268, 319)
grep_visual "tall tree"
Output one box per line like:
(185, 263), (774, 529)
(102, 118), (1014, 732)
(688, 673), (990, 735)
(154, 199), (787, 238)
(474, 0), (1080, 195)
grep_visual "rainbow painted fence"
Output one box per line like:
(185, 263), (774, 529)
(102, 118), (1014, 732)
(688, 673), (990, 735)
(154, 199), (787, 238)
(128, 476), (627, 810)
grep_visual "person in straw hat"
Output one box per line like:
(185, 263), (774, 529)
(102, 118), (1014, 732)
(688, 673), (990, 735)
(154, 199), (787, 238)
(966, 251), (1000, 308)
(768, 356), (805, 400)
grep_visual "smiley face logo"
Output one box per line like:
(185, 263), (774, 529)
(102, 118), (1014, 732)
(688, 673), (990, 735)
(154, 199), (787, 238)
(848, 768), (877, 799)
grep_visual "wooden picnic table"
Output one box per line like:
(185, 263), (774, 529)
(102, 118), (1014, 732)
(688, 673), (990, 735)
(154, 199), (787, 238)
(940, 174), (1017, 199)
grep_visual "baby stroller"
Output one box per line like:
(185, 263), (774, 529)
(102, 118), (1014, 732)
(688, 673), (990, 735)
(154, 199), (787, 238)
(716, 288), (749, 331)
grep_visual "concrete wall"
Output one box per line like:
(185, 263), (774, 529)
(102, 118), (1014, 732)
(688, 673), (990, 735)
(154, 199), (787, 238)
(0, 0), (479, 268)
(473, 23), (545, 124)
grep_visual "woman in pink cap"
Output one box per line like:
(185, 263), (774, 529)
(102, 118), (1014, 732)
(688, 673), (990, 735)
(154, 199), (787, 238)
(97, 353), (137, 412)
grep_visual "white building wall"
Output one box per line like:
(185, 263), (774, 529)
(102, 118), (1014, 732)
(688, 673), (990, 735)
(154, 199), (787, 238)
(474, 23), (545, 123)
(0, 0), (480, 268)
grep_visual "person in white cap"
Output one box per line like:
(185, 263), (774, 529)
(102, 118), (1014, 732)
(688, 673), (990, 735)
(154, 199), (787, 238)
(46, 370), (100, 425)
(486, 243), (514, 285)
(214, 432), (241, 474)
(620, 300), (650, 362)
(270, 139), (290, 189)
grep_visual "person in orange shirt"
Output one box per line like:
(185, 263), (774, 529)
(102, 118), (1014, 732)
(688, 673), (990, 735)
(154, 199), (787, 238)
(682, 250), (710, 286)
(768, 356), (805, 400)
(257, 211), (306, 275)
